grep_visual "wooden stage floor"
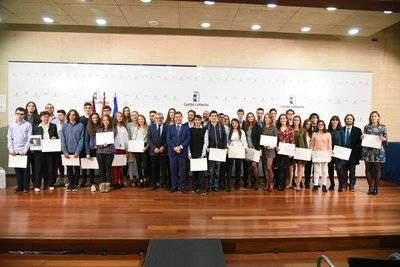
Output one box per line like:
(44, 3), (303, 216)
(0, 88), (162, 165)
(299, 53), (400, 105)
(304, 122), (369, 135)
(0, 179), (399, 254)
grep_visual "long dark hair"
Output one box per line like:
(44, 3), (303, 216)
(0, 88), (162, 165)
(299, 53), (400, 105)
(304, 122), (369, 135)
(165, 108), (176, 125)
(368, 111), (381, 125)
(229, 118), (242, 140)
(244, 112), (256, 129)
(87, 112), (100, 136)
(122, 106), (131, 123)
(276, 114), (289, 129)
(328, 115), (342, 131)
(317, 120), (327, 133)
(66, 109), (80, 124)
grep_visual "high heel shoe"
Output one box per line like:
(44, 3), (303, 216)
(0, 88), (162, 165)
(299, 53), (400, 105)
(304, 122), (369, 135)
(373, 188), (378, 195)
(367, 188), (374, 195)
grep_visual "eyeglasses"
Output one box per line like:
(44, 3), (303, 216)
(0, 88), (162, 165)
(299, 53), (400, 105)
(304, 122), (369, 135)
(16, 113), (25, 115)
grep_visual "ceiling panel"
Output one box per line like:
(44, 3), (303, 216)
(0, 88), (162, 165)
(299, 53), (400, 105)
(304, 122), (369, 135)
(1, 1), (67, 15)
(120, 5), (179, 27)
(59, 3), (124, 16)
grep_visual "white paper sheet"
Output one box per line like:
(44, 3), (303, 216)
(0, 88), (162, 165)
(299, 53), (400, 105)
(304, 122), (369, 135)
(312, 151), (332, 163)
(112, 154), (127, 166)
(294, 148), (312, 161)
(245, 148), (261, 162)
(208, 148), (227, 162)
(332, 145), (352, 160)
(8, 155), (28, 168)
(228, 146), (245, 159)
(260, 135), (277, 147)
(190, 158), (208, 171)
(128, 140), (145, 153)
(277, 142), (296, 156)
(361, 134), (382, 149)
(81, 157), (99, 169)
(61, 155), (80, 166)
(96, 132), (114, 145)
(41, 139), (61, 152)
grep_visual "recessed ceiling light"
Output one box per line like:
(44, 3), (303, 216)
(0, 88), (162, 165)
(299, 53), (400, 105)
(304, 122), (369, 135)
(204, 1), (215, 5)
(300, 26), (311, 32)
(267, 3), (277, 8)
(140, 0), (152, 3)
(326, 6), (337, 11)
(384, 10), (393, 14)
(96, 18), (107, 26)
(148, 20), (160, 26)
(348, 28), (359, 35)
(201, 22), (211, 28)
(251, 24), (262, 31)
(42, 17), (54, 23)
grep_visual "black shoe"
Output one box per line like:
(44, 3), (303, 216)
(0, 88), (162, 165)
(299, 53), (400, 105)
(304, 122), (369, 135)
(14, 187), (23, 192)
(367, 188), (374, 195)
(328, 185), (334, 191)
(226, 188), (231, 192)
(170, 188), (177, 193)
(150, 187), (157, 191)
(253, 186), (259, 191)
(180, 188), (187, 193)
(278, 186), (285, 191)
(322, 185), (328, 192)
(338, 186), (343, 192)
(214, 188), (219, 192)
(349, 185), (355, 192)
(312, 185), (318, 191)
(373, 188), (378, 195)
(80, 182), (87, 188)
(304, 183), (310, 189)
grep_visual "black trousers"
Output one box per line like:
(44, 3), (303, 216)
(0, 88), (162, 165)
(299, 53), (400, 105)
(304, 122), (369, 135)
(193, 171), (207, 193)
(34, 151), (57, 188)
(277, 154), (290, 189)
(135, 152), (150, 179)
(304, 161), (312, 188)
(83, 149), (97, 185)
(56, 153), (64, 179)
(341, 162), (357, 187)
(97, 153), (114, 183)
(328, 161), (342, 187)
(228, 158), (242, 189)
(15, 168), (28, 190)
(67, 165), (80, 187)
(27, 152), (35, 188)
(150, 153), (167, 188)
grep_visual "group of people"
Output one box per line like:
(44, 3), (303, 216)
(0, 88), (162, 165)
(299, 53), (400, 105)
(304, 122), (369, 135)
(7, 101), (388, 196)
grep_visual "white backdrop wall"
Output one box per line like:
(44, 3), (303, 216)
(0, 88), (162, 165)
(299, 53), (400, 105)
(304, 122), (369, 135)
(8, 62), (372, 126)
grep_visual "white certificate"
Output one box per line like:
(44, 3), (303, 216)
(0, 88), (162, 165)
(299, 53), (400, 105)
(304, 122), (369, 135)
(41, 139), (61, 152)
(361, 134), (382, 149)
(333, 145), (352, 161)
(128, 140), (144, 153)
(277, 143), (295, 156)
(260, 135), (277, 147)
(96, 132), (114, 145)
(112, 154), (127, 166)
(245, 148), (261, 162)
(294, 148), (312, 161)
(8, 155), (28, 168)
(81, 157), (99, 169)
(208, 148), (227, 162)
(228, 146), (245, 159)
(29, 135), (42, 151)
(312, 151), (332, 163)
(61, 155), (80, 166)
(190, 158), (208, 172)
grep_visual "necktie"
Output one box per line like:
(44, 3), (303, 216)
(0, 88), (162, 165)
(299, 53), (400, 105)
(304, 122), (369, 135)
(157, 124), (161, 137)
(345, 128), (350, 145)
(177, 125), (181, 144)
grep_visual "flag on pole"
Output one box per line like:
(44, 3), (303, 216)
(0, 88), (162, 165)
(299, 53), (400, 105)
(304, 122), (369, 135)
(101, 92), (106, 117)
(112, 93), (118, 118)
(92, 93), (97, 113)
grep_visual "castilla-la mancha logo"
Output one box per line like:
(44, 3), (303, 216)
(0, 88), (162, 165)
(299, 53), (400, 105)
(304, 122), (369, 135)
(193, 91), (200, 102)
(184, 90), (209, 107)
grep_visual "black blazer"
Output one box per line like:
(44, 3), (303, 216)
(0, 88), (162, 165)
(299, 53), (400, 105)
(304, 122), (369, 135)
(243, 123), (262, 150)
(147, 123), (167, 155)
(342, 126), (362, 164)
(33, 123), (58, 140)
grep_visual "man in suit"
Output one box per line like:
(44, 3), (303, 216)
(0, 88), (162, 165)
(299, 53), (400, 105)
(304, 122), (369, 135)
(148, 112), (167, 190)
(341, 114), (362, 192)
(167, 111), (190, 193)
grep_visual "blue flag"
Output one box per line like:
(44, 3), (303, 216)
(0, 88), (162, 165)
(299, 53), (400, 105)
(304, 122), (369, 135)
(112, 93), (118, 118)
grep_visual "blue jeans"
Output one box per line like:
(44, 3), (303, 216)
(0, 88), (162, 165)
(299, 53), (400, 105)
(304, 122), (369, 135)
(208, 160), (221, 189)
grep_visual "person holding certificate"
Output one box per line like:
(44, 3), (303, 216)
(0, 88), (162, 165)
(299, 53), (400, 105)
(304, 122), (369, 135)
(8, 107), (32, 192)
(227, 118), (248, 191)
(128, 115), (150, 188)
(112, 112), (129, 189)
(261, 113), (277, 191)
(293, 115), (308, 191)
(328, 116), (344, 192)
(189, 115), (208, 195)
(167, 111), (190, 193)
(79, 102), (92, 188)
(126, 111), (139, 186)
(122, 107), (132, 124)
(207, 110), (227, 192)
(276, 114), (294, 191)
(310, 120), (332, 192)
(362, 111), (388, 195)
(95, 115), (115, 193)
(24, 101), (40, 190)
(60, 109), (84, 192)
(85, 112), (100, 192)
(243, 112), (262, 190)
(32, 111), (58, 192)
(341, 114), (362, 192)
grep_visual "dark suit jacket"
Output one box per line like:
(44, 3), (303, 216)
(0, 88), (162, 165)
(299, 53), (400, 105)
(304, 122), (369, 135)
(243, 123), (262, 150)
(33, 123), (58, 139)
(166, 124), (190, 158)
(148, 123), (167, 155)
(342, 126), (362, 164)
